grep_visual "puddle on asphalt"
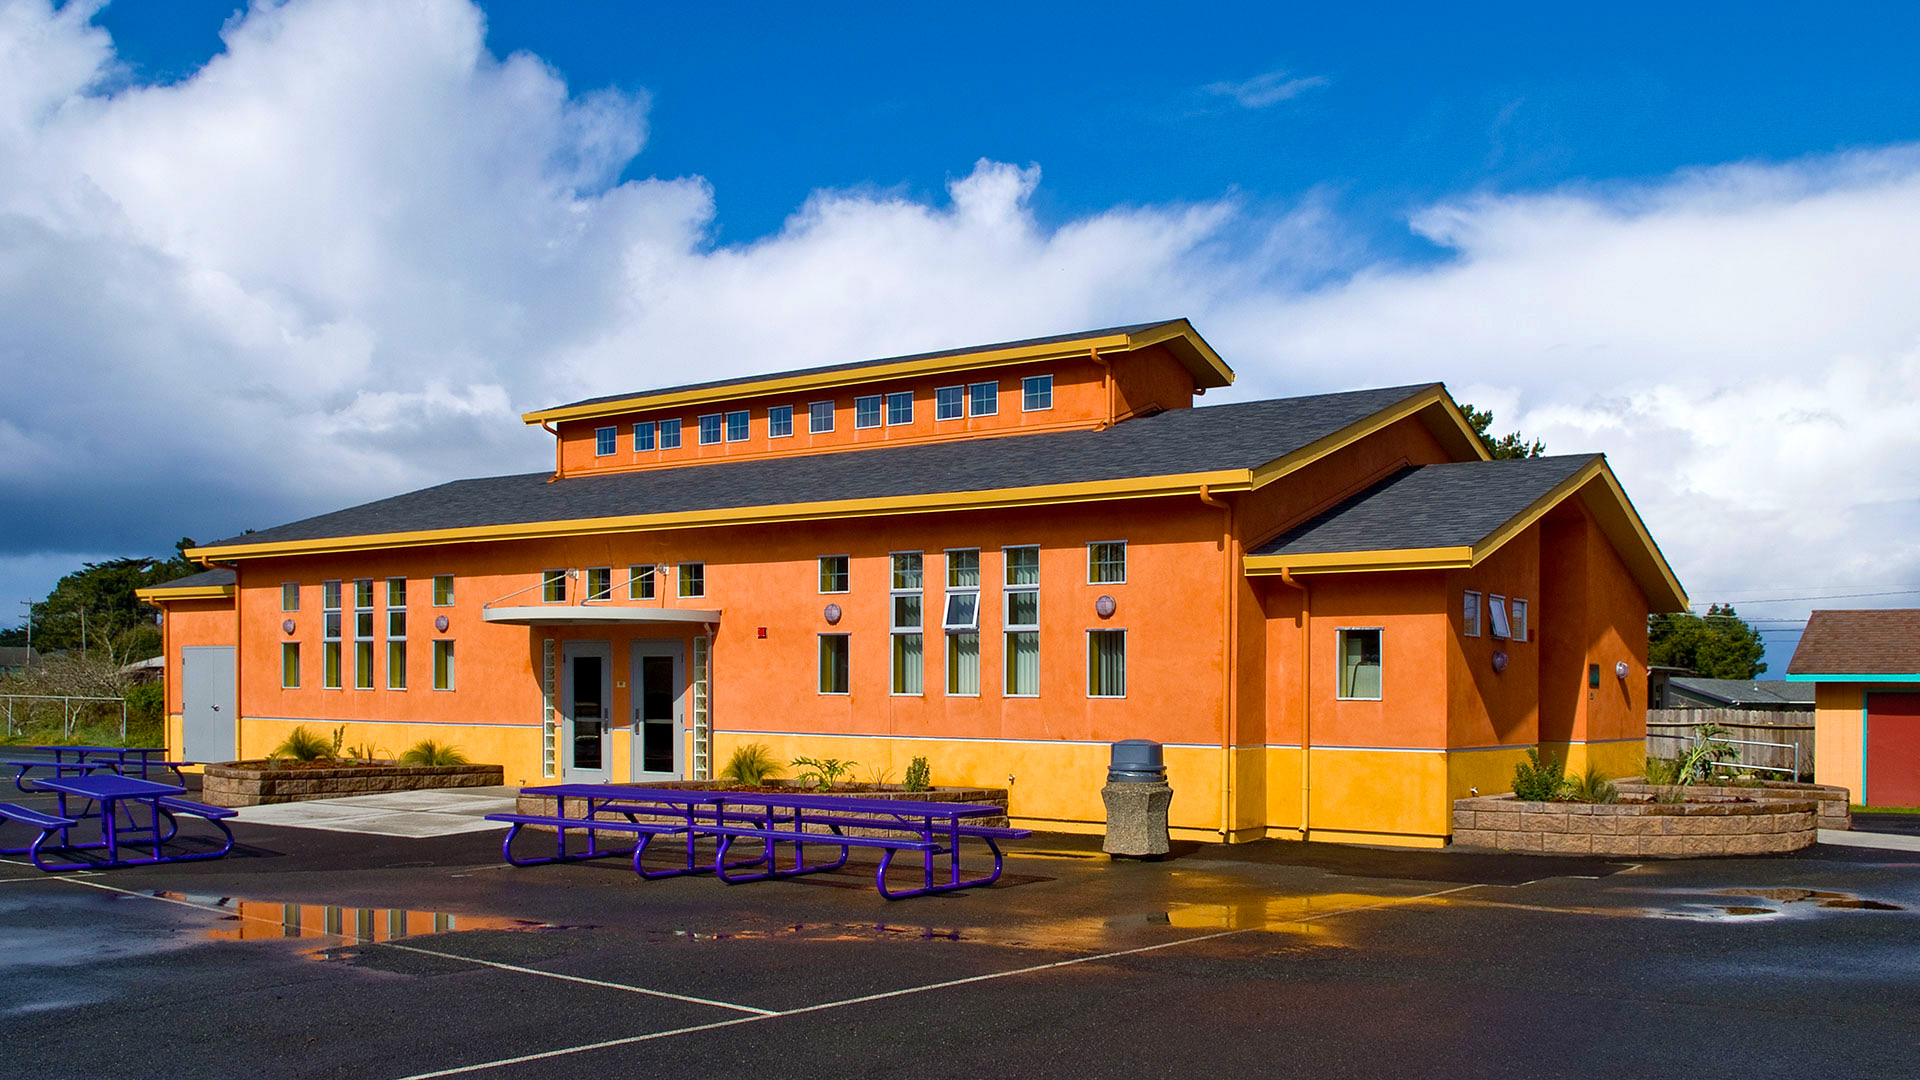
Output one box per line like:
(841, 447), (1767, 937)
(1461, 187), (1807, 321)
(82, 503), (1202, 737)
(148, 891), (589, 958)
(1655, 887), (1907, 921)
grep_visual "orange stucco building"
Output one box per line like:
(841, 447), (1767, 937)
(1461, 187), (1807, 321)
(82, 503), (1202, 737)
(139, 320), (1686, 847)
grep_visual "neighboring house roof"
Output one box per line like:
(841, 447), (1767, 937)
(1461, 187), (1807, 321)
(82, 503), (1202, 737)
(1244, 454), (1688, 612)
(1666, 677), (1814, 708)
(134, 567), (237, 603)
(119, 655), (165, 674)
(0, 646), (39, 667)
(192, 383), (1478, 559)
(1787, 609), (1920, 680)
(522, 319), (1234, 425)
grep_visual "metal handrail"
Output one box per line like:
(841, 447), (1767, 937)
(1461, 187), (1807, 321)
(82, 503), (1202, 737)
(1648, 729), (1802, 780)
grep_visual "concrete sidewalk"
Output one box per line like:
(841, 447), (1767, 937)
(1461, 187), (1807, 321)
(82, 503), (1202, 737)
(1819, 828), (1920, 852)
(229, 787), (517, 837)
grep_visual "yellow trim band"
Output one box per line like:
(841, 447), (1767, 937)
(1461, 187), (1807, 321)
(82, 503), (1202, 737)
(135, 585), (235, 602)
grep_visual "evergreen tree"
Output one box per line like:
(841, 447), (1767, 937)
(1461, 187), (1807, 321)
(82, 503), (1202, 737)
(1648, 604), (1767, 679)
(1457, 401), (1545, 459)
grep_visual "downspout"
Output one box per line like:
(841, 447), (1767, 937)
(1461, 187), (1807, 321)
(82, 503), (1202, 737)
(1090, 346), (1114, 428)
(229, 563), (243, 761)
(1198, 485), (1234, 841)
(543, 422), (563, 481)
(1277, 568), (1311, 841)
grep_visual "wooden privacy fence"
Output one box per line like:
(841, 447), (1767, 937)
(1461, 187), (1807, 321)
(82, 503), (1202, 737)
(1646, 708), (1813, 779)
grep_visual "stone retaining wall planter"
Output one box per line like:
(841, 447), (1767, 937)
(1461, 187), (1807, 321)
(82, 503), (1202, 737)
(1451, 793), (1817, 857)
(203, 761), (505, 808)
(1616, 779), (1850, 831)
(517, 780), (1009, 834)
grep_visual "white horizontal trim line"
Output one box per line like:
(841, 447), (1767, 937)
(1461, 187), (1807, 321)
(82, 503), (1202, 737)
(1541, 736), (1644, 745)
(244, 716), (543, 730)
(712, 729), (1218, 749)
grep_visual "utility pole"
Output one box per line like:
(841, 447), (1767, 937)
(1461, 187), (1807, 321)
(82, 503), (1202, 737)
(16, 600), (29, 668)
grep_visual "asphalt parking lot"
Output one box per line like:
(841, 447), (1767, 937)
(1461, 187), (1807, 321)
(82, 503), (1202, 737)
(4, 794), (1919, 1080)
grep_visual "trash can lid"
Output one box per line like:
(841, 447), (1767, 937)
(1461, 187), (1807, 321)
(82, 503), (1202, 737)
(1109, 739), (1164, 770)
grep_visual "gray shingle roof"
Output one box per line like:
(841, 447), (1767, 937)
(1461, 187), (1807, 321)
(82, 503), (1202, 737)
(543, 320), (1185, 414)
(1251, 454), (1601, 557)
(210, 384), (1439, 548)
(1666, 677), (1814, 707)
(147, 567), (236, 590)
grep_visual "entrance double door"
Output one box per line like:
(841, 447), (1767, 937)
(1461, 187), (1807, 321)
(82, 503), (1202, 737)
(561, 640), (685, 782)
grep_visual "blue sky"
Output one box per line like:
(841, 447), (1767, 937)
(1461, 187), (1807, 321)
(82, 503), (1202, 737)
(6, 0), (1920, 669)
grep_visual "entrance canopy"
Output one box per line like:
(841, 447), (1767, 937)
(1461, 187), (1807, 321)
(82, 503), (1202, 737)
(481, 606), (721, 627)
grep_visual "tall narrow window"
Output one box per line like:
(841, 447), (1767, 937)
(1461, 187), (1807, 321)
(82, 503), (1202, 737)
(1488, 595), (1512, 639)
(768, 405), (793, 438)
(1463, 591), (1482, 637)
(433, 640), (455, 691)
(945, 549), (980, 696)
(1087, 541), (1126, 584)
(1337, 629), (1383, 700)
(935, 386), (964, 420)
(698, 414), (722, 445)
(818, 554), (849, 593)
(1088, 630), (1126, 698)
(432, 574), (454, 607)
(353, 579), (374, 690)
(281, 582), (300, 612)
(659, 418), (682, 449)
(886, 391), (914, 425)
(809, 400), (835, 433)
(818, 634), (849, 694)
(855, 395), (882, 429)
(542, 569), (566, 603)
(282, 642), (300, 689)
(969, 380), (998, 416)
(891, 552), (923, 695)
(679, 562), (705, 598)
(1022, 374), (1053, 412)
(629, 565), (655, 600)
(633, 421), (655, 452)
(1004, 546), (1040, 696)
(322, 580), (342, 689)
(1511, 598), (1529, 642)
(725, 410), (750, 441)
(586, 567), (612, 601)
(594, 426), (617, 455)
(386, 578), (407, 691)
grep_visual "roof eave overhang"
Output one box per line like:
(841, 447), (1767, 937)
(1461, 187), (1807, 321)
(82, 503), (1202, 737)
(185, 469), (1255, 562)
(1783, 673), (1920, 683)
(1245, 385), (1488, 492)
(134, 585), (235, 603)
(519, 321), (1234, 426)
(481, 606), (722, 626)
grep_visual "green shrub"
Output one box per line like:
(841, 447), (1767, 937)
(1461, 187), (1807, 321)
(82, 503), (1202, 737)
(721, 743), (781, 785)
(398, 739), (468, 766)
(1642, 755), (1683, 785)
(1511, 749), (1567, 802)
(124, 682), (164, 726)
(1679, 723), (1739, 781)
(791, 756), (856, 791)
(270, 725), (336, 762)
(1566, 763), (1618, 804)
(903, 756), (931, 792)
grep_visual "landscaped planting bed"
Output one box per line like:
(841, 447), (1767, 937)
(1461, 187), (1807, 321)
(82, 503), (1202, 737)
(1614, 779), (1850, 831)
(1451, 790), (1819, 856)
(203, 760), (505, 807)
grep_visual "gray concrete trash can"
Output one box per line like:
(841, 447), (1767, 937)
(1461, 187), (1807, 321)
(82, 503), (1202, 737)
(1102, 740), (1172, 858)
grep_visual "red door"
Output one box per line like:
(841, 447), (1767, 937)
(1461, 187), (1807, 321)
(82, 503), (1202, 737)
(1866, 693), (1920, 807)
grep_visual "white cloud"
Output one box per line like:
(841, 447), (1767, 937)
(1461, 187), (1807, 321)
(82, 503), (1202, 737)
(1202, 69), (1330, 109)
(1, 0), (1917, 663)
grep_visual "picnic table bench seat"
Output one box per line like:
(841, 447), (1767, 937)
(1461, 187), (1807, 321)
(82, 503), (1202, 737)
(0, 802), (80, 864)
(156, 796), (236, 820)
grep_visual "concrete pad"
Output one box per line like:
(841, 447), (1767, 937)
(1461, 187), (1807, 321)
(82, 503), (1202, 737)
(1818, 828), (1920, 851)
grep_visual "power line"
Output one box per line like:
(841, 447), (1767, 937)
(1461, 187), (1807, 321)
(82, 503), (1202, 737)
(1693, 588), (1920, 607)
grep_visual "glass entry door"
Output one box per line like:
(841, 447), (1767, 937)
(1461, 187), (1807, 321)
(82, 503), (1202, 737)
(630, 640), (685, 781)
(562, 641), (613, 783)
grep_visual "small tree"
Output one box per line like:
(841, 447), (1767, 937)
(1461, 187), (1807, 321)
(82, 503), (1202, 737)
(1456, 402), (1544, 459)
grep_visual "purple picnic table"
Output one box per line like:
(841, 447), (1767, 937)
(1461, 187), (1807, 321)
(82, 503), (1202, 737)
(11, 746), (190, 792)
(492, 784), (1028, 900)
(4, 773), (235, 872)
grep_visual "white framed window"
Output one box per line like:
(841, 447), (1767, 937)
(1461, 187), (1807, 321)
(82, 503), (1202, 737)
(808, 400), (835, 433)
(698, 414), (723, 445)
(323, 580), (343, 689)
(633, 421), (655, 452)
(945, 549), (980, 696)
(594, 426), (617, 456)
(433, 639), (455, 691)
(1021, 374), (1053, 412)
(1336, 628), (1383, 700)
(1463, 590), (1482, 637)
(768, 405), (793, 438)
(387, 577), (407, 691)
(1087, 541), (1126, 584)
(935, 386), (964, 421)
(281, 582), (300, 612)
(818, 634), (850, 695)
(1489, 595), (1512, 639)
(886, 391), (914, 426)
(969, 380), (998, 416)
(353, 578), (375, 690)
(659, 418), (683, 449)
(1512, 598), (1529, 642)
(891, 552), (924, 695)
(585, 567), (613, 601)
(542, 569), (566, 603)
(679, 562), (705, 598)
(1088, 629), (1126, 698)
(628, 565), (655, 600)
(1004, 545), (1040, 696)
(725, 410), (750, 442)
(282, 642), (300, 690)
(818, 554), (849, 594)
(855, 395), (883, 429)
(432, 574), (453, 607)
